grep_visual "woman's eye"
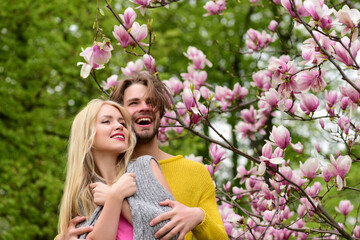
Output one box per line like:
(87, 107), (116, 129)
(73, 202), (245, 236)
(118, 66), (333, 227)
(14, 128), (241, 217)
(120, 122), (127, 127)
(101, 120), (110, 124)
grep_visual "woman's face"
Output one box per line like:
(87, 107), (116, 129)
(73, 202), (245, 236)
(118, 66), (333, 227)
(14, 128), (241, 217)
(92, 104), (130, 156)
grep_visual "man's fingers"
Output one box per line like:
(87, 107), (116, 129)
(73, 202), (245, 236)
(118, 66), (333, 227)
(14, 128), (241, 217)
(71, 225), (94, 236)
(159, 199), (175, 207)
(150, 211), (174, 226)
(70, 216), (86, 226)
(155, 221), (177, 239)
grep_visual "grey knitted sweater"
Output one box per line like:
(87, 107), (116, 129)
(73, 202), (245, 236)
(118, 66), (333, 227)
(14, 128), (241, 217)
(126, 155), (177, 240)
(78, 155), (177, 240)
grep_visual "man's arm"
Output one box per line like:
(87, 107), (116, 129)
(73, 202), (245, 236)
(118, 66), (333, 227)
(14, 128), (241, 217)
(55, 216), (93, 240)
(150, 165), (228, 240)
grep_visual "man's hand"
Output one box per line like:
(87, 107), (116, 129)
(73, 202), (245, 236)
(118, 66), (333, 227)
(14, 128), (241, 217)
(56, 216), (93, 240)
(149, 199), (205, 240)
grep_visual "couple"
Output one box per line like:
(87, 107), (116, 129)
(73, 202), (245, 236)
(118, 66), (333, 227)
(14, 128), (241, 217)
(56, 73), (227, 240)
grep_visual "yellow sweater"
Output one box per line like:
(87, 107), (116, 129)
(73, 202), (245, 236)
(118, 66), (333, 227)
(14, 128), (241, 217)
(159, 155), (228, 240)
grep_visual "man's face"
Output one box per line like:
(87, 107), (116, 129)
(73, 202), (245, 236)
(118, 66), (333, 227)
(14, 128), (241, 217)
(123, 83), (161, 144)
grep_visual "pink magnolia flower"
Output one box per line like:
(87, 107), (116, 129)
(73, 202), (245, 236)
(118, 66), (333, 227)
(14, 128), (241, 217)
(191, 71), (208, 88)
(235, 122), (257, 140)
(241, 106), (256, 124)
(102, 74), (119, 90)
(331, 155), (352, 179)
(295, 69), (326, 92)
(121, 59), (143, 76)
(223, 181), (231, 192)
(214, 85), (234, 111)
(113, 25), (131, 48)
(338, 115), (350, 134)
(268, 20), (278, 32)
(281, 0), (310, 19)
(78, 42), (113, 78)
(339, 80), (360, 105)
(263, 210), (277, 224)
(251, 70), (271, 91)
(233, 83), (248, 100)
(261, 88), (280, 108)
(203, 0), (226, 16)
(300, 158), (319, 179)
(334, 5), (360, 41)
(164, 77), (183, 95)
(301, 32), (335, 65)
(199, 86), (212, 100)
(303, 0), (333, 26)
(120, 7), (137, 29)
(235, 165), (257, 184)
(319, 118), (325, 129)
(299, 93), (319, 115)
(322, 164), (334, 182)
(184, 46), (212, 69)
(143, 54), (155, 74)
(268, 55), (297, 90)
(270, 125), (290, 149)
(353, 226), (360, 238)
(325, 90), (338, 108)
(335, 200), (353, 216)
(284, 99), (297, 115)
(130, 0), (151, 15)
(305, 181), (322, 197)
(128, 22), (148, 46)
(182, 88), (200, 111)
(246, 29), (273, 52)
(333, 37), (360, 67)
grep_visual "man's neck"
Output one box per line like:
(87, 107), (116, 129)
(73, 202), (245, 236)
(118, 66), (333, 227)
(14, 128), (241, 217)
(133, 137), (173, 161)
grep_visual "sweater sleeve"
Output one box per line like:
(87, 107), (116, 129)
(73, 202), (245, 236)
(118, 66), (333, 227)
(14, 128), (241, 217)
(191, 166), (228, 240)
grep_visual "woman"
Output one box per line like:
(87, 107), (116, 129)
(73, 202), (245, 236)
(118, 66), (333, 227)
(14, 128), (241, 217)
(57, 99), (176, 240)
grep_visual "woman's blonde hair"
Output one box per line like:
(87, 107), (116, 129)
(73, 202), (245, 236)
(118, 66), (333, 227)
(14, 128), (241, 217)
(57, 99), (136, 236)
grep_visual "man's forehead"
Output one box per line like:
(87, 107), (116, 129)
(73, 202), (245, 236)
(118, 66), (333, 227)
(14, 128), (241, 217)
(124, 84), (149, 100)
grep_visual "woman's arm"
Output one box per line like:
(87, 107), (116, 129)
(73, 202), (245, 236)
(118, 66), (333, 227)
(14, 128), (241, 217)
(86, 173), (136, 240)
(150, 159), (174, 196)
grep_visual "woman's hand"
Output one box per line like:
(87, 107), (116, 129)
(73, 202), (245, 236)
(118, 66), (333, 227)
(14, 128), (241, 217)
(90, 182), (110, 206)
(110, 173), (136, 200)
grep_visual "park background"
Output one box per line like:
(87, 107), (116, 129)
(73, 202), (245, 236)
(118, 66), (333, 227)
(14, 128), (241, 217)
(1, 0), (360, 239)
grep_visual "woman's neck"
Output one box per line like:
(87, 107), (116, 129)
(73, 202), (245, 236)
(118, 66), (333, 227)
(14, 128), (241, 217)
(92, 151), (118, 183)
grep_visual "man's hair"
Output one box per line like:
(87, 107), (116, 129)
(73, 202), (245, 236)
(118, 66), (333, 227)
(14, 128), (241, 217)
(110, 72), (170, 118)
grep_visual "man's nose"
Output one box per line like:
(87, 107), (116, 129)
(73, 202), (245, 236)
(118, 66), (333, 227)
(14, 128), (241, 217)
(139, 101), (152, 111)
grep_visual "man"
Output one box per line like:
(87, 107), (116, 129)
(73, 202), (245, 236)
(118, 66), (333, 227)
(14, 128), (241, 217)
(58, 73), (227, 240)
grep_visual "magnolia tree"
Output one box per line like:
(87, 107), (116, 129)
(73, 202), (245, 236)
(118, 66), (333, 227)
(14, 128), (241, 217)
(78, 0), (360, 239)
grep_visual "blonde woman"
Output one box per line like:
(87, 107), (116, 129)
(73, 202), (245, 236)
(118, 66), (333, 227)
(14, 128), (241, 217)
(57, 99), (176, 240)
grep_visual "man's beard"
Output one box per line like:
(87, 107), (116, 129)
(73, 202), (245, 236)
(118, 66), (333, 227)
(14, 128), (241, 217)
(134, 117), (161, 144)
(135, 128), (158, 144)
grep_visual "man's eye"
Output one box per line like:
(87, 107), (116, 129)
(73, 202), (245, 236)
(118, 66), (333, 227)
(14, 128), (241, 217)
(128, 102), (137, 106)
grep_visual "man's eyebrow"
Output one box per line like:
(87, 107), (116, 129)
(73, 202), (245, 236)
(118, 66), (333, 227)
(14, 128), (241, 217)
(126, 97), (140, 103)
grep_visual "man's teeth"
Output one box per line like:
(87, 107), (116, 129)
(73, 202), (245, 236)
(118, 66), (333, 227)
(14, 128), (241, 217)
(136, 117), (151, 124)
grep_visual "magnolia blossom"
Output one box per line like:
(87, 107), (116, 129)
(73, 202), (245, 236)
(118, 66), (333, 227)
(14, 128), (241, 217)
(113, 25), (131, 48)
(338, 115), (350, 134)
(333, 37), (360, 67)
(353, 226), (360, 238)
(121, 59), (143, 76)
(130, 0), (151, 15)
(182, 88), (200, 112)
(305, 181), (322, 197)
(143, 54), (155, 74)
(299, 93), (319, 115)
(184, 46), (212, 70)
(268, 20), (278, 32)
(334, 5), (360, 41)
(295, 69), (326, 92)
(251, 70), (271, 91)
(335, 200), (353, 216)
(203, 0), (226, 16)
(78, 42), (113, 78)
(303, 0), (333, 29)
(120, 7), (137, 29)
(339, 80), (360, 105)
(102, 74), (119, 90)
(269, 125), (290, 149)
(281, 0), (309, 19)
(164, 77), (183, 95)
(301, 32), (334, 65)
(246, 29), (273, 52)
(300, 158), (319, 179)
